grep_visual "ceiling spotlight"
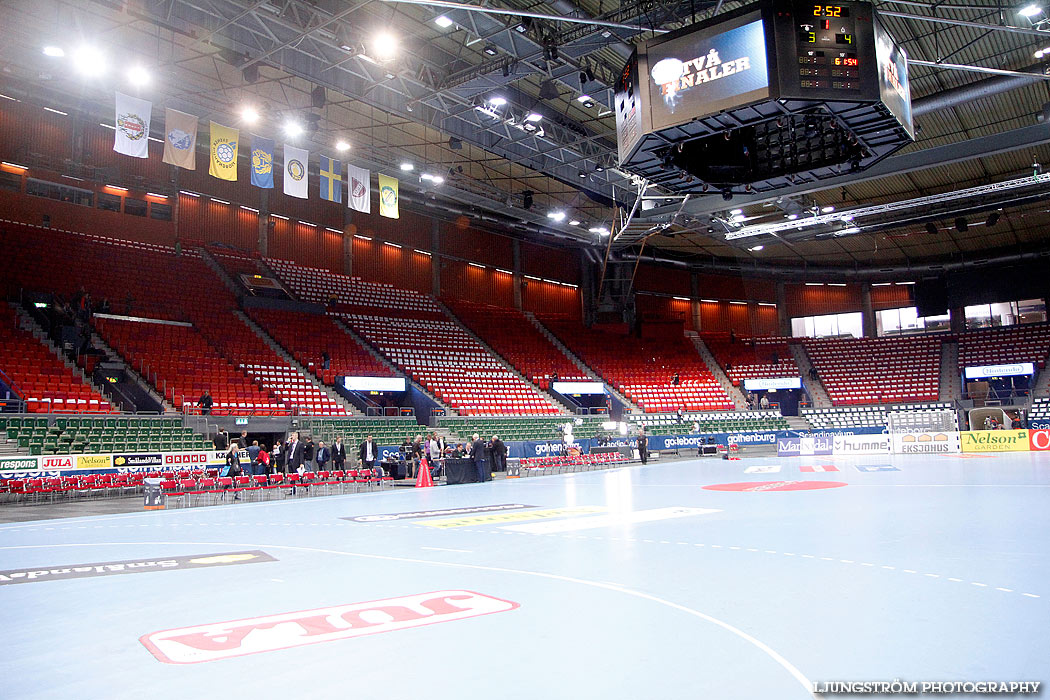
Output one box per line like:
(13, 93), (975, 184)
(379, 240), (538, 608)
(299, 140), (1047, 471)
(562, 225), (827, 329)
(514, 17), (533, 33)
(73, 46), (106, 76)
(241, 106), (259, 123)
(749, 244), (764, 251)
(521, 122), (538, 133)
(568, 219), (580, 226)
(578, 170), (587, 179)
(594, 164), (605, 173)
(335, 140), (350, 152)
(547, 210), (566, 222)
(924, 222), (938, 235)
(434, 15), (454, 28)
(589, 226), (610, 235)
(483, 44), (499, 56)
(400, 162), (414, 171)
(525, 112), (543, 123)
(42, 46), (64, 57)
(576, 94), (596, 108)
(955, 216), (969, 232)
(1019, 4), (1043, 18)
(372, 32), (398, 60)
(420, 173), (444, 184)
(126, 65), (151, 87)
(787, 213), (798, 220)
(448, 136), (463, 150)
(283, 120), (303, 137)
(730, 208), (743, 215)
(821, 205), (835, 213)
(985, 211), (1001, 227)
(488, 96), (507, 107)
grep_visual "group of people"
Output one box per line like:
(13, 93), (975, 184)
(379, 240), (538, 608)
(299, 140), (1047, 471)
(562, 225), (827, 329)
(392, 432), (508, 482)
(745, 392), (771, 410)
(213, 428), (356, 478)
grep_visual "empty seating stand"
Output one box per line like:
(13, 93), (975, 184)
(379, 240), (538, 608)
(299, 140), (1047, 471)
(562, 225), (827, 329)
(803, 336), (941, 405)
(0, 305), (113, 413)
(958, 324), (1050, 374)
(445, 300), (589, 390)
(705, 336), (801, 386)
(542, 318), (733, 412)
(802, 403), (954, 430)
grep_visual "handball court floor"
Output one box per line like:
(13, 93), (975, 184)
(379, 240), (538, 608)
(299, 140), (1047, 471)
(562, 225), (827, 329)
(2, 451), (1048, 699)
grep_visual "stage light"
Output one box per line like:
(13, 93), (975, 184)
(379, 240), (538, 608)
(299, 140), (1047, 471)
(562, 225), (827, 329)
(547, 210), (566, 222)
(42, 46), (64, 57)
(821, 205), (835, 213)
(749, 244), (764, 251)
(483, 45), (498, 56)
(335, 140), (350, 152)
(730, 208), (743, 215)
(787, 214), (798, 220)
(73, 46), (106, 76)
(568, 219), (580, 226)
(434, 15), (453, 28)
(488, 96), (507, 107)
(1019, 4), (1042, 18)
(372, 32), (398, 60)
(420, 173), (444, 184)
(525, 112), (543, 123)
(126, 65), (150, 87)
(283, 121), (303, 137)
(400, 162), (414, 171)
(241, 106), (259, 123)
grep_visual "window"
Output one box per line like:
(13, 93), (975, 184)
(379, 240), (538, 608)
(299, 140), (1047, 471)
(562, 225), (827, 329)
(790, 312), (863, 338)
(25, 177), (92, 206)
(150, 202), (172, 220)
(97, 192), (122, 212)
(964, 299), (1046, 329)
(124, 198), (147, 217)
(0, 170), (21, 192)
(876, 306), (950, 336)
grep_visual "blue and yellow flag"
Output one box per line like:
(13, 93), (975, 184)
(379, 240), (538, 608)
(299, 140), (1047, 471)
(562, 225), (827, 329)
(378, 173), (398, 219)
(208, 121), (239, 181)
(250, 135), (274, 189)
(319, 155), (342, 203)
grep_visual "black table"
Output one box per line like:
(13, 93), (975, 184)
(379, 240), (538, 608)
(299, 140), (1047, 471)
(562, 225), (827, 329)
(444, 458), (481, 485)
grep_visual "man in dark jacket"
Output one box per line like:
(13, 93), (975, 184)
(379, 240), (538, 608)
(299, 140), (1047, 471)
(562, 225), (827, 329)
(197, 390), (213, 416)
(470, 433), (488, 483)
(359, 435), (378, 471)
(237, 430), (249, 449)
(284, 432), (304, 474)
(315, 441), (330, 471)
(213, 429), (228, 451)
(490, 434), (507, 472)
(637, 428), (649, 465)
(332, 436), (347, 471)
(302, 438), (315, 472)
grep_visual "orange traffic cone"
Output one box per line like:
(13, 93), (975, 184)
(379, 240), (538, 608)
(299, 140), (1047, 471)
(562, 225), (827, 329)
(415, 456), (434, 488)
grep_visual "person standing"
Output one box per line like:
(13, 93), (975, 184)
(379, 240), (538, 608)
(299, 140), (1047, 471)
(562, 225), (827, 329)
(315, 441), (330, 471)
(491, 434), (507, 473)
(359, 434), (378, 472)
(272, 441), (284, 474)
(332, 436), (347, 471)
(302, 437), (315, 472)
(197, 390), (213, 416)
(247, 440), (261, 476)
(237, 430), (249, 449)
(257, 443), (270, 476)
(470, 433), (487, 483)
(212, 428), (228, 451)
(284, 432), (304, 475)
(224, 444), (242, 501)
(637, 428), (649, 465)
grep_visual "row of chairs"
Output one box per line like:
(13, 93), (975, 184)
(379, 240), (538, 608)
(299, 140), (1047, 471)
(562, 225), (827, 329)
(3, 473), (145, 503)
(161, 469), (392, 507)
(518, 452), (629, 475)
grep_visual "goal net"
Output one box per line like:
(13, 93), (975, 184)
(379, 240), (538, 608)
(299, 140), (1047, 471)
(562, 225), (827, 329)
(886, 408), (958, 435)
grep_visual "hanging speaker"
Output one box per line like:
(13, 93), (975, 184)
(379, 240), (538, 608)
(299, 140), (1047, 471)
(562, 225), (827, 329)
(311, 86), (327, 108)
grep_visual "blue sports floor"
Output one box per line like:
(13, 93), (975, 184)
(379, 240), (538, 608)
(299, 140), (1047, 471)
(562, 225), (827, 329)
(2, 452), (1048, 699)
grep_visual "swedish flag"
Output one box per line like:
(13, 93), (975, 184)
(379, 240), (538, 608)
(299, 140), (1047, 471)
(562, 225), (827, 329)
(319, 155), (342, 203)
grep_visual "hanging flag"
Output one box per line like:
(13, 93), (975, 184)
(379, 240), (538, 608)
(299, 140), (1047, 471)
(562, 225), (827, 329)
(208, 121), (239, 181)
(113, 92), (152, 159)
(346, 164), (371, 214)
(378, 174), (399, 219)
(162, 108), (198, 170)
(250, 135), (274, 189)
(319, 156), (343, 203)
(283, 145), (309, 199)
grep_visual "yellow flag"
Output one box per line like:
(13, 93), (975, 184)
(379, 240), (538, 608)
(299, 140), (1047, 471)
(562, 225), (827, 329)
(378, 173), (399, 219)
(209, 121), (239, 181)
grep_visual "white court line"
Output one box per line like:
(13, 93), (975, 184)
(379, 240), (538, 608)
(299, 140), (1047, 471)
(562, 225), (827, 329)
(420, 547), (473, 553)
(0, 540), (822, 699)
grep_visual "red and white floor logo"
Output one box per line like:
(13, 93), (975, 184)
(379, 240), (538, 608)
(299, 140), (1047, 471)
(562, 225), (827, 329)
(800, 465), (839, 472)
(703, 480), (847, 492)
(141, 590), (518, 664)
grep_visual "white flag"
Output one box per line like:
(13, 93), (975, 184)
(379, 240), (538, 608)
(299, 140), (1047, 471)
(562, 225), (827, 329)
(283, 145), (309, 199)
(114, 92), (152, 159)
(346, 164), (371, 213)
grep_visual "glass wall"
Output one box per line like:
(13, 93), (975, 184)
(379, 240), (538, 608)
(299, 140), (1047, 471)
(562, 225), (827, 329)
(790, 312), (863, 338)
(876, 306), (950, 336)
(964, 299), (1046, 329)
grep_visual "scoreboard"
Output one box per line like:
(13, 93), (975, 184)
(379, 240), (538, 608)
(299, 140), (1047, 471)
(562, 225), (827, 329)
(615, 0), (913, 174)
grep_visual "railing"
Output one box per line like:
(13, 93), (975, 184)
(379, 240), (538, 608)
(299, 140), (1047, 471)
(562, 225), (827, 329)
(366, 406), (415, 417)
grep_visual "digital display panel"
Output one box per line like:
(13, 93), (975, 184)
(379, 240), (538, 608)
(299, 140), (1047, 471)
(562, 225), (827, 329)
(874, 14), (914, 139)
(812, 5), (849, 17)
(344, 376), (407, 392)
(646, 17), (770, 131)
(744, 377), (803, 391)
(552, 381), (606, 395)
(964, 363), (1034, 380)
